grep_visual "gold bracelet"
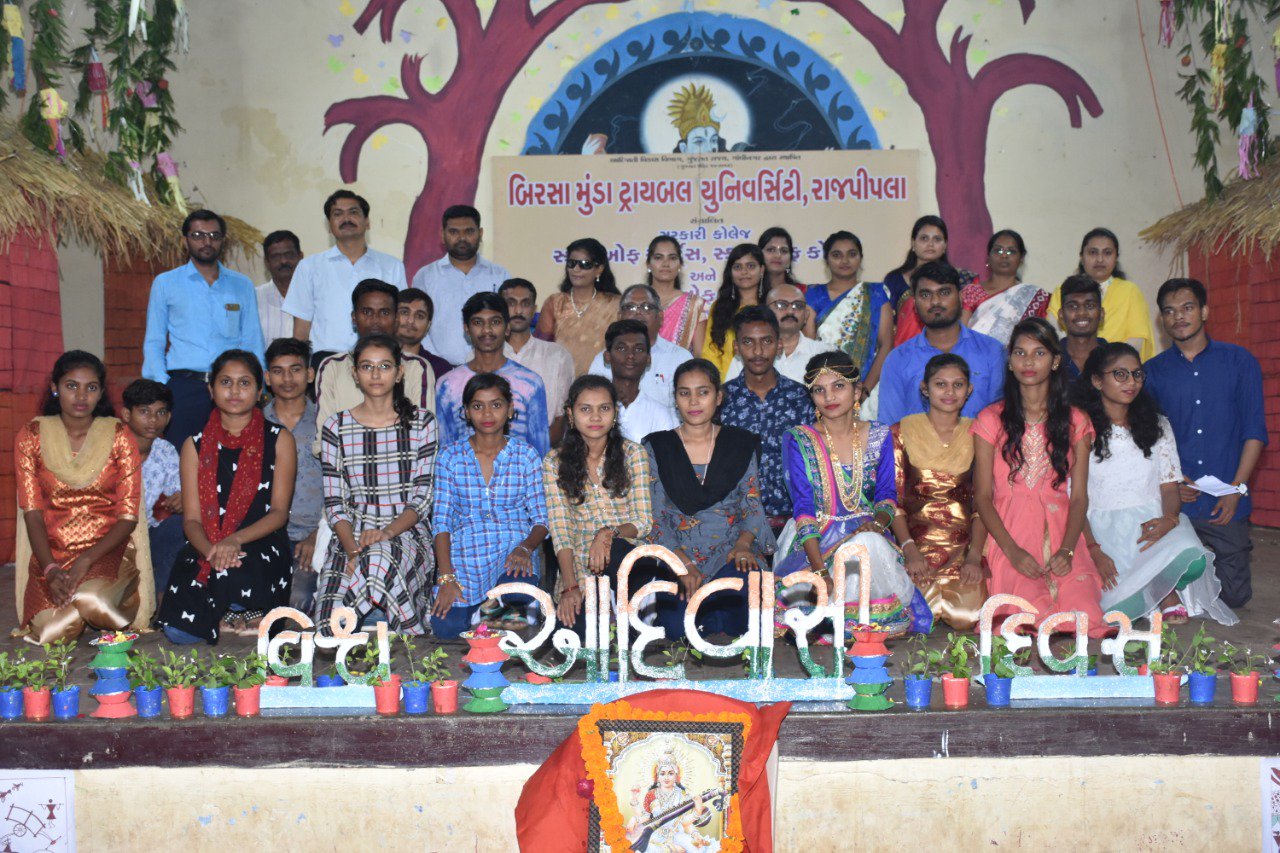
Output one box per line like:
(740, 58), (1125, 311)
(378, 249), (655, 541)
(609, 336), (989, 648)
(437, 573), (458, 587)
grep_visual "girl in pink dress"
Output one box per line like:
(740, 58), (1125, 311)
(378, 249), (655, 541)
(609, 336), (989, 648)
(971, 318), (1116, 636)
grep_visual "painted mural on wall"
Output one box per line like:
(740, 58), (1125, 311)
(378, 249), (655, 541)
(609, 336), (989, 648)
(325, 0), (1103, 275)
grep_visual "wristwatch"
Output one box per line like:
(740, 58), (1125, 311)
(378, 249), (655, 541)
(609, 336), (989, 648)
(1234, 482), (1249, 496)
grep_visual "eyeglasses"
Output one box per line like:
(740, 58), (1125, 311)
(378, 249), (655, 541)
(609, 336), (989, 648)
(991, 247), (1020, 257)
(1104, 368), (1145, 383)
(565, 258), (599, 271)
(769, 300), (807, 313)
(189, 231), (224, 242)
(620, 303), (658, 315)
(357, 362), (396, 374)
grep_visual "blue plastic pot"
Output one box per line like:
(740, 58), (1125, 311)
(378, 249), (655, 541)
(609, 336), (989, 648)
(199, 685), (230, 716)
(0, 688), (22, 720)
(1187, 671), (1217, 704)
(984, 675), (1012, 707)
(52, 686), (80, 719)
(402, 681), (430, 715)
(903, 676), (933, 709)
(134, 686), (164, 718)
(316, 674), (345, 688)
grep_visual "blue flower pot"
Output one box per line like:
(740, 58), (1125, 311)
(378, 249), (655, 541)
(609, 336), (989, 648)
(1187, 671), (1217, 704)
(316, 675), (345, 688)
(903, 676), (933, 709)
(0, 688), (22, 720)
(1086, 667), (1099, 677)
(52, 686), (80, 719)
(134, 686), (164, 718)
(199, 685), (230, 717)
(984, 675), (1012, 707)
(402, 681), (430, 715)
(607, 670), (620, 683)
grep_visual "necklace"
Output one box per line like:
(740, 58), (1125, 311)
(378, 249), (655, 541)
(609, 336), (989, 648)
(677, 424), (719, 485)
(568, 287), (597, 318)
(819, 420), (865, 510)
(929, 416), (959, 448)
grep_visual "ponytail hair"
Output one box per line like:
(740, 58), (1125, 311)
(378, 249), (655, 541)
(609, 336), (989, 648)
(352, 333), (416, 431)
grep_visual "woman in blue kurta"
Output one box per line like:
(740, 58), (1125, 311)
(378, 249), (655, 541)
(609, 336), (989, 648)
(773, 351), (931, 638)
(431, 373), (548, 637)
(806, 231), (894, 390)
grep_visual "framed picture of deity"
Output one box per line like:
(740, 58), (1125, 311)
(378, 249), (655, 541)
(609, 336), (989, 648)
(579, 703), (749, 853)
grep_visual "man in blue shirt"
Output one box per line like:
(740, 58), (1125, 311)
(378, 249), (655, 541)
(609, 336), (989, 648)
(142, 209), (265, 449)
(1144, 277), (1267, 609)
(877, 262), (1004, 424)
(1056, 275), (1107, 381)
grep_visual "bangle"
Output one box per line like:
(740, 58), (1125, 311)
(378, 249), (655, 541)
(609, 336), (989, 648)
(1058, 547), (1074, 559)
(900, 538), (915, 550)
(1086, 542), (1103, 551)
(514, 544), (532, 555)
(562, 585), (579, 594)
(42, 562), (61, 579)
(437, 573), (458, 587)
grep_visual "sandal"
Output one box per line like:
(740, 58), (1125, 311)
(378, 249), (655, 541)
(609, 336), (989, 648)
(1161, 605), (1189, 625)
(479, 600), (505, 628)
(235, 609), (267, 636)
(221, 611), (245, 631)
(499, 609), (532, 631)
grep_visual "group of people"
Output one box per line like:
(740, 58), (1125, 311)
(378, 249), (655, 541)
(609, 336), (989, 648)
(13, 194), (1262, 650)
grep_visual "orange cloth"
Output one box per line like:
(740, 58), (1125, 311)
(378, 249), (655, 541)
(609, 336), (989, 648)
(550, 290), (622, 376)
(515, 689), (789, 852)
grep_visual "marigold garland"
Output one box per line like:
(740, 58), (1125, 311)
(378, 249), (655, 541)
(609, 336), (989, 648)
(577, 700), (751, 853)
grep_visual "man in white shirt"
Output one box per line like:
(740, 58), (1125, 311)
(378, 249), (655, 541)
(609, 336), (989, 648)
(604, 319), (678, 442)
(255, 230), (302, 345)
(726, 283), (832, 383)
(589, 284), (692, 414)
(282, 189), (407, 367)
(412, 204), (511, 365)
(501, 277), (574, 445)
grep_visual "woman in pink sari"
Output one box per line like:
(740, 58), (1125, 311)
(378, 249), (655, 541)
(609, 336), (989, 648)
(646, 235), (707, 354)
(971, 318), (1115, 635)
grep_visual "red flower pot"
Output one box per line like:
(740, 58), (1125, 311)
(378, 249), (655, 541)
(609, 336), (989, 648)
(1152, 672), (1182, 705)
(431, 679), (459, 714)
(264, 675), (288, 687)
(1230, 671), (1260, 705)
(22, 687), (51, 721)
(850, 627), (890, 657)
(524, 672), (552, 685)
(234, 684), (262, 717)
(941, 674), (970, 709)
(462, 632), (509, 666)
(166, 685), (196, 719)
(374, 674), (402, 715)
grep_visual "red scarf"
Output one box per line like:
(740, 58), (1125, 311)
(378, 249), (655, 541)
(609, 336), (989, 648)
(196, 408), (265, 584)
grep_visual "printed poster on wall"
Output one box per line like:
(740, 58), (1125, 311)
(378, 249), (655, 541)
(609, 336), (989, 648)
(492, 149), (920, 306)
(0, 770), (75, 852)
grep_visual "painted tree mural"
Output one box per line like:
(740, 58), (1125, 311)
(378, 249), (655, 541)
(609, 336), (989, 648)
(327, 0), (1102, 274)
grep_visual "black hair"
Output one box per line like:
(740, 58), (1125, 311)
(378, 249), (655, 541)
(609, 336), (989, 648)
(732, 304), (780, 337)
(351, 278), (398, 310)
(673, 358), (721, 391)
(1075, 227), (1127, 280)
(999, 318), (1073, 488)
(262, 230), (301, 256)
(558, 237), (620, 295)
(499, 277), (538, 301)
(709, 243), (767, 350)
(910, 260), (962, 290)
(822, 230), (863, 259)
(645, 235), (684, 290)
(442, 204), (481, 228)
(757, 226), (798, 285)
(462, 291), (509, 324)
(987, 229), (1027, 257)
(265, 337), (312, 366)
(209, 349), (265, 398)
(462, 372), (513, 435)
(397, 287), (434, 321)
(1073, 342), (1163, 461)
(803, 349), (860, 383)
(352, 334), (416, 431)
(42, 350), (116, 418)
(324, 189), (370, 218)
(557, 375), (630, 504)
(122, 378), (173, 410)
(605, 318), (651, 351)
(1057, 274), (1102, 302)
(1156, 277), (1207, 310)
(182, 208), (226, 236)
(923, 353), (971, 385)
(890, 215), (950, 277)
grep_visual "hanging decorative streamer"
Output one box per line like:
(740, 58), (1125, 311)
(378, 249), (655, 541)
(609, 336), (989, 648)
(126, 159), (149, 204)
(174, 0), (188, 53)
(155, 151), (187, 214)
(1159, 0), (1174, 48)
(1210, 42), (1228, 108)
(127, 0), (147, 40)
(1273, 25), (1280, 93)
(2, 3), (24, 94)
(86, 48), (108, 130)
(38, 87), (68, 158)
(135, 79), (159, 128)
(1238, 96), (1259, 179)
(1215, 0), (1231, 42)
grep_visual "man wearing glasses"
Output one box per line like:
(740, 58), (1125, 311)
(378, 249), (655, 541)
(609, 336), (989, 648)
(588, 284), (692, 417)
(725, 283), (831, 384)
(142, 209), (265, 449)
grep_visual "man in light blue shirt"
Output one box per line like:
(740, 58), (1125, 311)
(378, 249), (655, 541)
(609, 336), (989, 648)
(877, 261), (1005, 425)
(282, 189), (407, 364)
(412, 204), (510, 365)
(142, 208), (264, 449)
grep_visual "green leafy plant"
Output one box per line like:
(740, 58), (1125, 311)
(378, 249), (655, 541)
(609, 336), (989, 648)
(1181, 625), (1218, 675)
(231, 652), (267, 689)
(990, 636), (1033, 679)
(1218, 641), (1270, 676)
(158, 649), (200, 688)
(20, 658), (50, 692)
(901, 632), (943, 680)
(43, 639), (77, 692)
(0, 652), (25, 691)
(201, 653), (238, 689)
(942, 632), (977, 679)
(660, 639), (704, 670)
(1148, 625), (1183, 675)
(400, 636), (451, 685)
(127, 651), (162, 691)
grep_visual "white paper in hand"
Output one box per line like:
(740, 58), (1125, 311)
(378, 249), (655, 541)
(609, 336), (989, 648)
(1192, 475), (1244, 497)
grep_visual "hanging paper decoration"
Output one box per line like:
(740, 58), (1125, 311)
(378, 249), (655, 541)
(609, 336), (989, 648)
(1238, 96), (1259, 179)
(128, 0), (147, 40)
(2, 3), (24, 94)
(1272, 25), (1280, 93)
(135, 79), (160, 128)
(1215, 0), (1231, 42)
(1159, 0), (1174, 48)
(155, 152), (187, 214)
(86, 48), (108, 130)
(1210, 42), (1228, 108)
(38, 87), (68, 158)
(126, 159), (149, 204)
(174, 0), (188, 53)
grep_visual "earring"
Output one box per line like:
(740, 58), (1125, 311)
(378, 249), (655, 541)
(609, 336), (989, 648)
(510, 409), (519, 422)
(52, 391), (58, 397)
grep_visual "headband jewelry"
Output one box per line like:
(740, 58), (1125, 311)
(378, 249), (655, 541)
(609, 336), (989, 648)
(804, 363), (858, 389)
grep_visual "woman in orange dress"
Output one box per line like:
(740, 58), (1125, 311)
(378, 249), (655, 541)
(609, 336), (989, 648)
(14, 351), (154, 644)
(536, 237), (622, 376)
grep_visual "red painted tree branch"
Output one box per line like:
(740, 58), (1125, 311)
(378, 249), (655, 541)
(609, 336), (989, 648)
(353, 0), (409, 43)
(973, 54), (1103, 127)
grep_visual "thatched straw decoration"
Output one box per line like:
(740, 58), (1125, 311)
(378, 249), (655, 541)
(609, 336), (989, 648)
(1142, 160), (1280, 261)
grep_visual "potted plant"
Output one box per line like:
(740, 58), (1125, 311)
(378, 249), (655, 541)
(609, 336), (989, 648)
(264, 644), (294, 686)
(899, 633), (941, 710)
(127, 651), (165, 718)
(199, 653), (237, 717)
(159, 649), (200, 719)
(359, 639), (401, 716)
(44, 640), (80, 720)
(20, 657), (51, 721)
(1219, 642), (1268, 705)
(232, 652), (268, 717)
(940, 632), (976, 709)
(0, 651), (25, 720)
(1182, 625), (1218, 704)
(1148, 625), (1183, 705)
(400, 636), (455, 715)
(985, 637), (1031, 708)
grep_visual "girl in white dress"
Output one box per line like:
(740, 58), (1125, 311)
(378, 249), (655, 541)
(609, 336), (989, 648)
(1075, 343), (1237, 625)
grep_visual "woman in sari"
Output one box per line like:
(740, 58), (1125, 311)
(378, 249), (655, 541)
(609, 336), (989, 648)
(535, 237), (622, 375)
(886, 215), (977, 346)
(806, 230), (894, 391)
(646, 235), (707, 355)
(964, 230), (1050, 345)
(773, 351), (932, 638)
(890, 354), (987, 630)
(15, 351), (153, 644)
